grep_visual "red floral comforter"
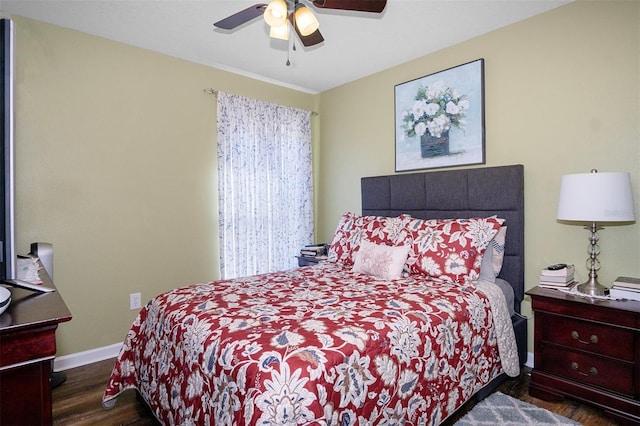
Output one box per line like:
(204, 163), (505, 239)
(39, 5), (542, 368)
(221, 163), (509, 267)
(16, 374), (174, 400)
(103, 262), (517, 425)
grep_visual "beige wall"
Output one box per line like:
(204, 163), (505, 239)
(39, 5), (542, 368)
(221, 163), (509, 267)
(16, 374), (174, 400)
(317, 0), (640, 351)
(11, 0), (640, 358)
(14, 16), (318, 355)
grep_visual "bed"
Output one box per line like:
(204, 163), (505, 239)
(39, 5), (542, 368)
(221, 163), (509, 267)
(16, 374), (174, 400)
(103, 164), (526, 425)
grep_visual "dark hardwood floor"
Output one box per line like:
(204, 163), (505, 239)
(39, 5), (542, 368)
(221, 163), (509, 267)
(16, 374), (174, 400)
(52, 359), (618, 425)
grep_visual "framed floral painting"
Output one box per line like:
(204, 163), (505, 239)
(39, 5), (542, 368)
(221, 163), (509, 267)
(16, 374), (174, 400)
(394, 59), (485, 172)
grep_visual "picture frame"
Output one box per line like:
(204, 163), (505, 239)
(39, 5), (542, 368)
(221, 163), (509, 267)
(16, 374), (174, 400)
(394, 59), (485, 172)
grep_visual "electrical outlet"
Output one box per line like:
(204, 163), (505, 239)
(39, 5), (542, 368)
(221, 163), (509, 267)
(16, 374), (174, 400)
(130, 292), (142, 310)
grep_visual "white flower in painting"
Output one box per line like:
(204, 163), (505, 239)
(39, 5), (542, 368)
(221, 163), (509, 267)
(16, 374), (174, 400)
(414, 122), (427, 137)
(412, 100), (429, 118)
(425, 102), (440, 116)
(445, 101), (460, 115)
(426, 114), (451, 138)
(403, 79), (469, 138)
(425, 80), (447, 99)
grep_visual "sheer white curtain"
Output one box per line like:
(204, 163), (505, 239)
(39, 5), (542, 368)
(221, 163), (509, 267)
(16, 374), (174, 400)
(216, 92), (313, 279)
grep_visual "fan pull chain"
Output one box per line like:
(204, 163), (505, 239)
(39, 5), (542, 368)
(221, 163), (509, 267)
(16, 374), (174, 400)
(286, 34), (296, 66)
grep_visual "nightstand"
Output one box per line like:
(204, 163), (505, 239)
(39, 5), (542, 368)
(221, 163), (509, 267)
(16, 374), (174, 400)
(527, 286), (640, 424)
(296, 256), (322, 267)
(0, 266), (72, 425)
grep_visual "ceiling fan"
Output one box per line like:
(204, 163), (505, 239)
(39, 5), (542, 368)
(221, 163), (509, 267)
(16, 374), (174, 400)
(213, 0), (387, 47)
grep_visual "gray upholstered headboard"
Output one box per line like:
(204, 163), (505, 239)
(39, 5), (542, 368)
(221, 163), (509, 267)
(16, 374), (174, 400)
(361, 164), (525, 313)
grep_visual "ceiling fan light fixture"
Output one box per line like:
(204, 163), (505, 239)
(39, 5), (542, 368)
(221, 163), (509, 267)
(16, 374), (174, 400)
(294, 4), (319, 37)
(269, 22), (290, 40)
(264, 0), (288, 27)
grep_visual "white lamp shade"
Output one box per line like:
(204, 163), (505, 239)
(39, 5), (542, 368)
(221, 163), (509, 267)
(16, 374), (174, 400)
(557, 171), (635, 222)
(294, 5), (319, 36)
(269, 22), (290, 40)
(264, 0), (288, 27)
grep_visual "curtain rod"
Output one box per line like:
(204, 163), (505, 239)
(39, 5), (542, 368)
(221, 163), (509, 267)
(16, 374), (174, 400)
(203, 88), (318, 116)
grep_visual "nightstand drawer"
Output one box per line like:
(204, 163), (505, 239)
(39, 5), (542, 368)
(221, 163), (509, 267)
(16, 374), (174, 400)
(541, 344), (634, 396)
(541, 313), (634, 361)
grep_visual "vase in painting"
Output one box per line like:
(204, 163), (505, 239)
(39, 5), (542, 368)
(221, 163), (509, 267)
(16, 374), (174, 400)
(420, 130), (449, 158)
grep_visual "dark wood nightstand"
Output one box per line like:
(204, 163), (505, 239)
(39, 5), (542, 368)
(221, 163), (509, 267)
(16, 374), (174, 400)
(0, 266), (72, 425)
(527, 286), (640, 424)
(296, 256), (323, 267)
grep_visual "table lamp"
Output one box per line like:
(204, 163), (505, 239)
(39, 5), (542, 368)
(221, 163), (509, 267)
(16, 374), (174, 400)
(557, 169), (635, 296)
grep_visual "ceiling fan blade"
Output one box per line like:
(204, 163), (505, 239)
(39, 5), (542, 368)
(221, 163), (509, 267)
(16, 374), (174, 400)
(312, 0), (386, 13)
(214, 4), (268, 30)
(298, 28), (324, 47)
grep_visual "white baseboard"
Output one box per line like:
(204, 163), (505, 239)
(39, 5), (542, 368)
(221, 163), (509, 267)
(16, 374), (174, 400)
(54, 342), (122, 371)
(525, 351), (534, 369)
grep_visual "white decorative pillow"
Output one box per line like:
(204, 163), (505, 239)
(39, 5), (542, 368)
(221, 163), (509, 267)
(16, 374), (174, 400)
(479, 226), (508, 282)
(352, 240), (410, 280)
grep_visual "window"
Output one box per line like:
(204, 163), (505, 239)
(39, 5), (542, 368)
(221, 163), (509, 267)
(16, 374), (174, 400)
(216, 92), (313, 279)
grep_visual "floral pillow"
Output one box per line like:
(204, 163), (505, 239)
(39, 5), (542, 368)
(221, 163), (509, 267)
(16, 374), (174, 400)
(479, 226), (508, 283)
(403, 216), (505, 285)
(327, 212), (411, 265)
(352, 240), (410, 280)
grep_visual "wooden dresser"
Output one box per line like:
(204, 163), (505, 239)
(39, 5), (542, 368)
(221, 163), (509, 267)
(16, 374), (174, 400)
(0, 269), (72, 425)
(528, 286), (640, 424)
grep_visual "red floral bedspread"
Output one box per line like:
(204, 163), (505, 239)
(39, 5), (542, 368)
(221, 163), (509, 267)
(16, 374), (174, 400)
(103, 262), (514, 425)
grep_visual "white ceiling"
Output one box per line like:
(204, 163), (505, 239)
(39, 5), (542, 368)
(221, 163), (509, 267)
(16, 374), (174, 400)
(0, 0), (571, 94)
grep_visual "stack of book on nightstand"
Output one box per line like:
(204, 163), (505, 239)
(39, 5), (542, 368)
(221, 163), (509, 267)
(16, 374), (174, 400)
(609, 276), (640, 301)
(539, 264), (575, 289)
(299, 244), (327, 259)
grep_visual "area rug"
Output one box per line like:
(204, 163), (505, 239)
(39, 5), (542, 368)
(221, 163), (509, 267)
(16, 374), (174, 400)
(455, 391), (581, 425)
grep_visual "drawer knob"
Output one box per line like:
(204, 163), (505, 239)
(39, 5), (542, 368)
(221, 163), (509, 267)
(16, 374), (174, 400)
(571, 330), (598, 344)
(571, 361), (598, 377)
